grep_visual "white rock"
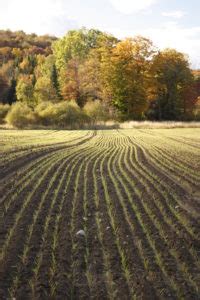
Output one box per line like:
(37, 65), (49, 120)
(76, 230), (85, 237)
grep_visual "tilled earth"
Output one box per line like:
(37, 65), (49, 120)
(0, 129), (199, 299)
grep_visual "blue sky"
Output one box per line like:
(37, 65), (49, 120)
(1, 0), (200, 67)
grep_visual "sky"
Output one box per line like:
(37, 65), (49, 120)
(1, 0), (200, 68)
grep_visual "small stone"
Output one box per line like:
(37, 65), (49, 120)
(76, 230), (85, 237)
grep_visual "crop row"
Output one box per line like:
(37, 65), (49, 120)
(0, 129), (199, 299)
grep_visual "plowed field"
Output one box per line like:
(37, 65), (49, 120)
(0, 129), (199, 299)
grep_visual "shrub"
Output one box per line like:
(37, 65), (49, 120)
(55, 101), (89, 128)
(35, 101), (57, 126)
(35, 101), (89, 128)
(0, 104), (10, 124)
(83, 100), (110, 123)
(6, 102), (36, 128)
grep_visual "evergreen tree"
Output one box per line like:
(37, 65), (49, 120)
(6, 79), (17, 104)
(50, 64), (61, 99)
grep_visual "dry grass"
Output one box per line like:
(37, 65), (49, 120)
(119, 121), (200, 129)
(86, 120), (200, 129)
(1, 120), (200, 130)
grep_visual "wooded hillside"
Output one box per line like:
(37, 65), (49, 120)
(0, 28), (200, 126)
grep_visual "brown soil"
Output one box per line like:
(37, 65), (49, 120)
(0, 130), (199, 300)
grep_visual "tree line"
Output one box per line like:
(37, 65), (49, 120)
(0, 28), (200, 127)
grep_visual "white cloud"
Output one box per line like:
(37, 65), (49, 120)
(0, 0), (78, 36)
(162, 10), (186, 19)
(109, 0), (157, 14)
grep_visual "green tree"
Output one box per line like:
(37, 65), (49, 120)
(50, 63), (61, 99)
(52, 28), (114, 69)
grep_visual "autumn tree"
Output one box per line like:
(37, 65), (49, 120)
(16, 75), (35, 107)
(150, 49), (193, 120)
(179, 78), (200, 119)
(34, 55), (60, 103)
(0, 61), (17, 104)
(60, 58), (83, 105)
(53, 28), (117, 106)
(0, 28), (199, 122)
(19, 55), (36, 74)
(81, 32), (118, 104)
(103, 36), (156, 119)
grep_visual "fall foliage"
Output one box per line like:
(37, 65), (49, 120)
(0, 28), (200, 125)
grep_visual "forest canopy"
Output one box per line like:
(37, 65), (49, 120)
(0, 28), (200, 127)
